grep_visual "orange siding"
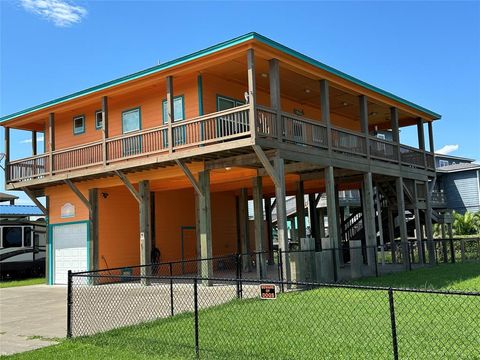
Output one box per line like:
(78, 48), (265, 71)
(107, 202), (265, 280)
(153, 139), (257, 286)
(46, 184), (90, 224)
(211, 191), (238, 256)
(98, 185), (140, 269)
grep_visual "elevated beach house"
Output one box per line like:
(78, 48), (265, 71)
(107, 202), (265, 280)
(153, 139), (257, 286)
(1, 33), (440, 284)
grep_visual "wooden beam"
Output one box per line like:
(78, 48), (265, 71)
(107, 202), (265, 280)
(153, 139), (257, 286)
(269, 58), (282, 139)
(4, 127), (9, 170)
(359, 95), (370, 159)
(320, 79), (332, 154)
(174, 159), (203, 196)
(102, 96), (109, 165)
(139, 180), (152, 284)
(428, 121), (435, 153)
(274, 156), (290, 281)
(166, 76), (174, 153)
(362, 172), (376, 273)
(22, 187), (47, 215)
(64, 179), (92, 213)
(264, 196), (274, 264)
(198, 170), (213, 283)
(252, 145), (281, 188)
(48, 113), (55, 176)
(89, 188), (99, 271)
(32, 130), (37, 156)
(296, 181), (306, 239)
(114, 170), (141, 203)
(375, 186), (385, 265)
(424, 180), (435, 264)
(252, 176), (266, 278)
(395, 177), (410, 270)
(247, 48), (257, 139)
(325, 165), (340, 276)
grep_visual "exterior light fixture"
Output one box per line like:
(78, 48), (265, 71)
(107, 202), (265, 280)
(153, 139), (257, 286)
(261, 73), (268, 78)
(305, 89), (311, 94)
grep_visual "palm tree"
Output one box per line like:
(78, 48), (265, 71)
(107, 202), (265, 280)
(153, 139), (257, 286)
(452, 211), (480, 235)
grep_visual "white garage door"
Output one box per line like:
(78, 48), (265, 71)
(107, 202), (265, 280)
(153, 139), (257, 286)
(53, 223), (88, 285)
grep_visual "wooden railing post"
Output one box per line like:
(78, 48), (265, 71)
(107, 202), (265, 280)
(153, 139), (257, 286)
(4, 127), (9, 182)
(102, 96), (109, 165)
(48, 113), (55, 176)
(247, 48), (257, 141)
(166, 76), (174, 153)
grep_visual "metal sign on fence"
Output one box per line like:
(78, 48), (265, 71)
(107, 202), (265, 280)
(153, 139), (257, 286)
(260, 284), (276, 299)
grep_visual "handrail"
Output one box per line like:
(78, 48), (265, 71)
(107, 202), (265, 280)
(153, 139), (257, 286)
(106, 124), (168, 142)
(171, 104), (250, 128)
(8, 153), (48, 165)
(281, 111), (325, 128)
(52, 140), (103, 155)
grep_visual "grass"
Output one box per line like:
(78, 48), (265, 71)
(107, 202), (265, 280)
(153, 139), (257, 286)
(0, 277), (45, 289)
(4, 263), (480, 360)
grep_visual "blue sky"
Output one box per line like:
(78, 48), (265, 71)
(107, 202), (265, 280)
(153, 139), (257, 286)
(1, 0), (479, 204)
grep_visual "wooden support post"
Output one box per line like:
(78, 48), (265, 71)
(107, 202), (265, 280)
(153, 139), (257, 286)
(32, 130), (37, 156)
(359, 95), (370, 159)
(198, 170), (213, 284)
(440, 221), (448, 262)
(166, 76), (174, 153)
(22, 187), (47, 215)
(264, 197), (274, 265)
(413, 182), (424, 265)
(102, 96), (108, 165)
(417, 118), (426, 168)
(325, 166), (340, 277)
(48, 113), (55, 175)
(253, 176), (266, 279)
(318, 207), (326, 240)
(296, 181), (306, 240)
(4, 127), (10, 181)
(428, 121), (435, 153)
(175, 159), (202, 196)
(89, 189), (99, 271)
(320, 80), (332, 154)
(64, 180), (91, 213)
(274, 156), (290, 282)
(139, 180), (152, 285)
(395, 177), (410, 270)
(362, 173), (377, 273)
(334, 186), (343, 266)
(375, 187), (385, 265)
(388, 208), (397, 264)
(424, 181), (435, 265)
(239, 188), (250, 272)
(390, 107), (401, 164)
(44, 196), (50, 284)
(308, 193), (319, 249)
(269, 58), (282, 140)
(247, 48), (257, 140)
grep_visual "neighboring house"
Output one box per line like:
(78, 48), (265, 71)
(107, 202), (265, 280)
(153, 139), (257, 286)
(0, 192), (47, 278)
(433, 155), (480, 214)
(1, 33), (440, 284)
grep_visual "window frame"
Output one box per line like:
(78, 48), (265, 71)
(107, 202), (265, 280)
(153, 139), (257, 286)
(121, 107), (142, 134)
(73, 115), (86, 135)
(95, 110), (103, 130)
(162, 95), (185, 124)
(1, 226), (24, 248)
(216, 95), (245, 111)
(438, 159), (449, 167)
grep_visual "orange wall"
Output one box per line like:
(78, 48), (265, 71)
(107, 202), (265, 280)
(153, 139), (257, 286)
(46, 184), (90, 224)
(98, 185), (140, 269)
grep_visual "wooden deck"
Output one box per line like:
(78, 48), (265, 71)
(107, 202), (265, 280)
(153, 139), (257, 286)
(5, 105), (435, 189)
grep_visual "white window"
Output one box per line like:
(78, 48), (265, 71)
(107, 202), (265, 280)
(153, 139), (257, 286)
(122, 108), (141, 133)
(162, 96), (185, 124)
(73, 115), (85, 135)
(377, 133), (386, 140)
(95, 110), (103, 130)
(439, 159), (449, 167)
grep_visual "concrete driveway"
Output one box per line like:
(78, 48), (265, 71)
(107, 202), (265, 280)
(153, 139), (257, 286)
(0, 285), (66, 355)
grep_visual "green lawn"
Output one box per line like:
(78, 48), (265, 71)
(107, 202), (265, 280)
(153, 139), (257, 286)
(4, 263), (480, 360)
(0, 277), (45, 289)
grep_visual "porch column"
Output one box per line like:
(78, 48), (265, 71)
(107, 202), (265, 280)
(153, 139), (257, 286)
(264, 197), (274, 265)
(247, 49), (257, 139)
(359, 95), (370, 159)
(89, 189), (99, 271)
(395, 177), (410, 270)
(388, 208), (397, 264)
(390, 107), (401, 164)
(239, 188), (250, 271)
(102, 96), (109, 165)
(166, 76), (174, 153)
(319, 207), (326, 239)
(320, 80), (332, 154)
(139, 180), (152, 284)
(413, 205), (424, 266)
(274, 156), (290, 281)
(375, 187), (385, 265)
(4, 127), (9, 180)
(253, 176), (266, 278)
(424, 181), (435, 264)
(198, 170), (213, 283)
(32, 130), (37, 156)
(325, 166), (340, 279)
(362, 172), (377, 273)
(269, 58), (282, 139)
(296, 181), (306, 240)
(441, 221), (448, 262)
(308, 193), (319, 246)
(428, 121), (435, 153)
(48, 113), (55, 175)
(417, 118), (426, 168)
(334, 186), (343, 266)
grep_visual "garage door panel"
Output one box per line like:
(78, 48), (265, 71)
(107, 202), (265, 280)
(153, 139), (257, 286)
(53, 223), (88, 285)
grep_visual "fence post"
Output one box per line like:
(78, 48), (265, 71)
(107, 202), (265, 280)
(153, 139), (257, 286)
(193, 278), (199, 358)
(388, 288), (399, 360)
(169, 263), (174, 317)
(67, 270), (73, 338)
(449, 238), (455, 263)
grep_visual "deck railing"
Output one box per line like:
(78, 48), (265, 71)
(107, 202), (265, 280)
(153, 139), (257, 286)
(6, 105), (435, 183)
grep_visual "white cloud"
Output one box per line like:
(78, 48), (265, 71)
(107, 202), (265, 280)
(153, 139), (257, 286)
(19, 0), (87, 27)
(20, 135), (44, 144)
(436, 144), (459, 155)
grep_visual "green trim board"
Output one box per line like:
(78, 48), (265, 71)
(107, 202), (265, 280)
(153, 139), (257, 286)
(48, 220), (90, 285)
(0, 32), (441, 123)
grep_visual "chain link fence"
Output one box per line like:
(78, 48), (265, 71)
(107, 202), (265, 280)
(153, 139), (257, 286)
(68, 271), (479, 359)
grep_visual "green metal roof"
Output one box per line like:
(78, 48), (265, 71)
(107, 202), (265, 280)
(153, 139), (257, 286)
(0, 32), (441, 123)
